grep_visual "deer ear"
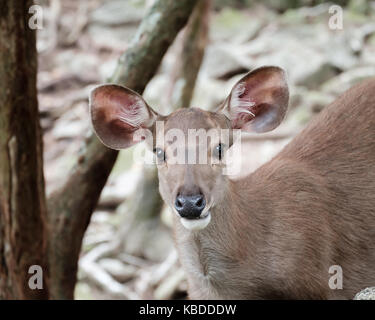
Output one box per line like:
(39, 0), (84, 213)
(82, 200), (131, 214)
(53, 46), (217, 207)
(218, 66), (289, 133)
(89, 84), (158, 150)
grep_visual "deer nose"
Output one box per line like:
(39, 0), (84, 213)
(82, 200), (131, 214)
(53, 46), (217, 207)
(174, 194), (206, 219)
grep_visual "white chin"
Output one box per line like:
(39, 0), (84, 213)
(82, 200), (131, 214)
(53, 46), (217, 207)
(180, 212), (211, 231)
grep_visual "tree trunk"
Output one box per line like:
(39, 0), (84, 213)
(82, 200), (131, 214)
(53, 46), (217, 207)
(47, 0), (198, 299)
(0, 0), (49, 299)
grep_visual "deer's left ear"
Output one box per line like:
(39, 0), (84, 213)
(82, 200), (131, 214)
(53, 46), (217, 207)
(218, 66), (289, 133)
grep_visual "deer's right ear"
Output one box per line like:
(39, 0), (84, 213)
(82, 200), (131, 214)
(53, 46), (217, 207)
(89, 84), (158, 150)
(217, 66), (289, 133)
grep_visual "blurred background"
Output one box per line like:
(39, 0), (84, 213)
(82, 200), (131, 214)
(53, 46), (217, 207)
(35, 0), (375, 299)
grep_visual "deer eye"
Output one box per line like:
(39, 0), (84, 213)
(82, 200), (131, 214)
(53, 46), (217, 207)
(153, 147), (166, 162)
(213, 143), (225, 160)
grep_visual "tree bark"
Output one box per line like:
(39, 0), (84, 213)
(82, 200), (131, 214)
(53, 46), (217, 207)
(47, 0), (198, 299)
(0, 0), (49, 299)
(169, 0), (211, 109)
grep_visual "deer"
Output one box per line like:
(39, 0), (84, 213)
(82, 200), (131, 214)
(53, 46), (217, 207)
(89, 66), (375, 299)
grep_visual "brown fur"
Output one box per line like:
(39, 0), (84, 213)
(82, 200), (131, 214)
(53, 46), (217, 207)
(90, 70), (375, 300)
(171, 79), (375, 299)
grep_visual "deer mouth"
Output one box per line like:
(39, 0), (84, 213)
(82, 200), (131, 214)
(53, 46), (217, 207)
(180, 211), (211, 231)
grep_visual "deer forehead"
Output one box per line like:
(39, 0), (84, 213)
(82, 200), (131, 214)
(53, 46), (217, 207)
(161, 108), (226, 132)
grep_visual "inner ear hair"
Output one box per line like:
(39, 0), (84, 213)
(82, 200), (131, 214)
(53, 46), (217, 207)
(89, 84), (159, 150)
(218, 66), (289, 133)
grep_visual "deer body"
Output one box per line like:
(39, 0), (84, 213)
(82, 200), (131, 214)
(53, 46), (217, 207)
(174, 79), (375, 299)
(91, 67), (375, 299)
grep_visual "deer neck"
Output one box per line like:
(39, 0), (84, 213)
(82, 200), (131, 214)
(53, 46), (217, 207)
(174, 178), (262, 278)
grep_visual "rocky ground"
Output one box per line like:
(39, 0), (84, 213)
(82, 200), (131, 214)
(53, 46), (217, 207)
(354, 287), (375, 300)
(36, 0), (375, 299)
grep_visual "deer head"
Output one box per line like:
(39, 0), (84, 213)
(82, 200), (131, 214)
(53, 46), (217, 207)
(90, 66), (289, 230)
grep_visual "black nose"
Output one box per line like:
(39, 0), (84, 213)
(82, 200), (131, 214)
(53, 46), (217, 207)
(174, 194), (206, 219)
